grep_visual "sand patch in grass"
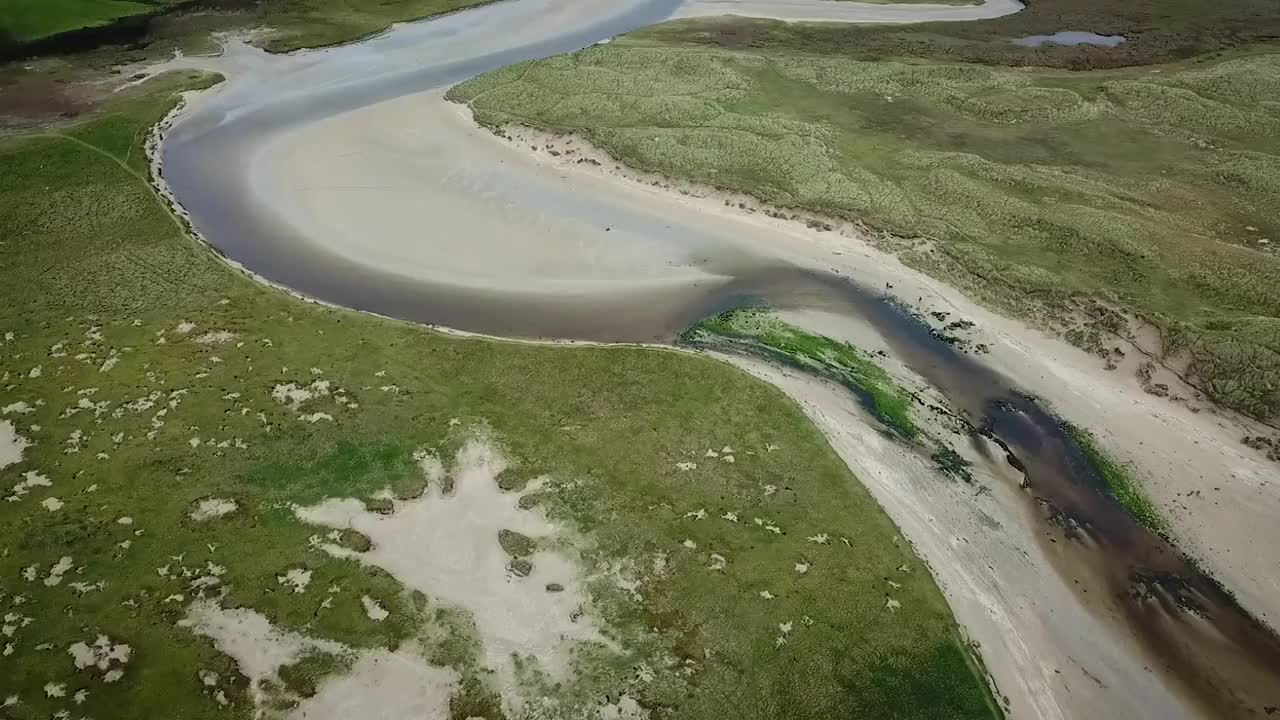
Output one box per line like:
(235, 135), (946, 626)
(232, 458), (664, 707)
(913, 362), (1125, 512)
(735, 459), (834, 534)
(179, 599), (346, 708)
(190, 498), (238, 521)
(0, 420), (30, 471)
(295, 438), (607, 695)
(290, 647), (456, 720)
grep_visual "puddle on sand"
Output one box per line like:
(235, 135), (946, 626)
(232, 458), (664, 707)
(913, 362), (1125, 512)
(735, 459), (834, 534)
(1013, 31), (1125, 47)
(707, 267), (1280, 720)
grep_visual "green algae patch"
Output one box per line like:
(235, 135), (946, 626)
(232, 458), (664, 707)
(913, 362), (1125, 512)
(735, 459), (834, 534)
(685, 308), (919, 439)
(1065, 422), (1166, 534)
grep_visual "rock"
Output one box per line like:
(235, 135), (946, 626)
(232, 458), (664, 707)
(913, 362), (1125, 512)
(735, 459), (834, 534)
(498, 529), (536, 557)
(509, 558), (533, 577)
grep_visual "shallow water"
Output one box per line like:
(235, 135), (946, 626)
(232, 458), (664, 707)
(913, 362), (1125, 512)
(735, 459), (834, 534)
(1013, 31), (1125, 47)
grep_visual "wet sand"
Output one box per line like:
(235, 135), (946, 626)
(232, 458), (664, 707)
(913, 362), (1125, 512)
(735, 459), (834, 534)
(147, 0), (1280, 717)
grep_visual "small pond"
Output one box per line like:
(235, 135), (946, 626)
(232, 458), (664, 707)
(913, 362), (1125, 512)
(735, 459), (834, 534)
(1013, 31), (1125, 47)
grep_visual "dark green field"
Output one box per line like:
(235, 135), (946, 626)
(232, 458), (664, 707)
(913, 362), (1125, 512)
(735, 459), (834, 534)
(0, 0), (162, 43)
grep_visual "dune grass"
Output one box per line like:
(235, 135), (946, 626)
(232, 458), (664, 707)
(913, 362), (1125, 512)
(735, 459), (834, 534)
(646, 0), (1280, 71)
(450, 42), (1280, 423)
(0, 74), (1000, 719)
(684, 309), (919, 439)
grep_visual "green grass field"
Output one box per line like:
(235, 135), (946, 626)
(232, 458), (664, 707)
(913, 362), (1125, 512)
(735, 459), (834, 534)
(450, 42), (1280, 423)
(0, 0), (496, 52)
(0, 74), (1000, 719)
(0, 0), (159, 43)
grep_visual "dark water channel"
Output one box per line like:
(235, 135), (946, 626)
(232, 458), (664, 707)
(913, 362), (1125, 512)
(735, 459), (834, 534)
(718, 268), (1280, 720)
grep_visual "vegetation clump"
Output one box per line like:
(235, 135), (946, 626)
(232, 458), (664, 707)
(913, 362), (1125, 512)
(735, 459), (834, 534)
(1064, 423), (1165, 533)
(498, 528), (537, 557)
(684, 308), (919, 439)
(278, 651), (352, 699)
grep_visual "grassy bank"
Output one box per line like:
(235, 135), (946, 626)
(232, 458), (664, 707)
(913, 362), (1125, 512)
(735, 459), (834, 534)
(648, 0), (1280, 70)
(1064, 424), (1165, 533)
(0, 0), (495, 50)
(0, 75), (999, 718)
(0, 0), (173, 43)
(450, 42), (1280, 423)
(684, 309), (919, 439)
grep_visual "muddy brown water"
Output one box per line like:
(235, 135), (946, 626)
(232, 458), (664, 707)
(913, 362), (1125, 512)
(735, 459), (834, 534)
(725, 268), (1280, 720)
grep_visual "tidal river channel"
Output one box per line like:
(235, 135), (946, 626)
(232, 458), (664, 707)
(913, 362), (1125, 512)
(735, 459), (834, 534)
(156, 0), (1280, 716)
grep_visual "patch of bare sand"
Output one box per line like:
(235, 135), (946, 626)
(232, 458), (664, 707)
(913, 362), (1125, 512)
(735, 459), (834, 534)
(190, 497), (238, 521)
(0, 420), (30, 470)
(294, 438), (608, 701)
(251, 90), (721, 296)
(291, 648), (457, 720)
(180, 599), (457, 719)
(179, 599), (346, 708)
